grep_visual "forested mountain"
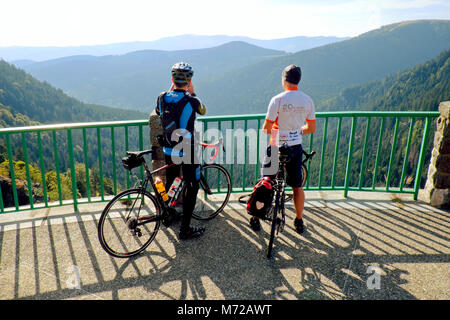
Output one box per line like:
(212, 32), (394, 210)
(2, 34), (348, 61)
(21, 41), (286, 112)
(0, 60), (146, 124)
(304, 49), (450, 192)
(321, 49), (450, 112)
(0, 61), (147, 207)
(198, 20), (450, 115)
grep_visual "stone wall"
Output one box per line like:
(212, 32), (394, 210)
(148, 109), (166, 183)
(423, 101), (450, 209)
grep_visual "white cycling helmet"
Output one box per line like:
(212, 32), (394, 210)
(171, 62), (194, 85)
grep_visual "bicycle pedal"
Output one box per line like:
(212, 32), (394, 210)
(162, 215), (173, 227)
(136, 228), (142, 237)
(128, 227), (142, 237)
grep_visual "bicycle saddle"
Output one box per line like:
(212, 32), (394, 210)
(126, 149), (155, 158)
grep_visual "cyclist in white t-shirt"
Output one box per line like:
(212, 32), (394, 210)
(250, 64), (316, 234)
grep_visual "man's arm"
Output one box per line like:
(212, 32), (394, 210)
(302, 119), (316, 134)
(186, 81), (206, 115)
(262, 119), (274, 135)
(263, 97), (279, 134)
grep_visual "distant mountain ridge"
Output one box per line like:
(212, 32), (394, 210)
(1, 34), (348, 62)
(11, 19), (450, 116)
(20, 41), (287, 111)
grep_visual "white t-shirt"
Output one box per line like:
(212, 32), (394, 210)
(265, 89), (315, 146)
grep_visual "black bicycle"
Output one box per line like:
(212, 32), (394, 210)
(267, 145), (315, 258)
(98, 140), (231, 258)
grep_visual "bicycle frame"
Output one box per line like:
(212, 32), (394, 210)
(128, 139), (225, 227)
(274, 158), (288, 228)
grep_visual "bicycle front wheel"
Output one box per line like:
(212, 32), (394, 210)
(267, 206), (279, 258)
(192, 164), (231, 220)
(98, 189), (161, 258)
(301, 164), (308, 188)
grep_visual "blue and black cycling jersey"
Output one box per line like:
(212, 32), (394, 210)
(155, 89), (205, 156)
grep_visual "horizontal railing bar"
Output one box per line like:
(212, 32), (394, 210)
(0, 120), (148, 134)
(0, 111), (439, 135)
(198, 111), (440, 122)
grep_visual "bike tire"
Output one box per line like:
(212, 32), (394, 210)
(267, 205), (279, 258)
(301, 164), (308, 188)
(192, 164), (231, 221)
(98, 188), (161, 258)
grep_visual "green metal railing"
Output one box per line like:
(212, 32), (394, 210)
(198, 111), (438, 198)
(0, 111), (439, 214)
(0, 120), (150, 213)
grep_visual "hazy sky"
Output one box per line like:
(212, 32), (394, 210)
(1, 0), (449, 46)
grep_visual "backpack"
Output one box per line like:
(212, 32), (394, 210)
(246, 177), (275, 219)
(157, 92), (190, 148)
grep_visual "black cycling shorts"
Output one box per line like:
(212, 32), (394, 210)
(164, 154), (200, 187)
(261, 144), (303, 188)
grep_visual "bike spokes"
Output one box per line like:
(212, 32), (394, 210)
(98, 190), (161, 258)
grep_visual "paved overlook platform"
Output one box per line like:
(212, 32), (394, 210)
(0, 191), (449, 300)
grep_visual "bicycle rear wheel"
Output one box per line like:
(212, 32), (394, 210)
(98, 189), (161, 258)
(192, 164), (231, 220)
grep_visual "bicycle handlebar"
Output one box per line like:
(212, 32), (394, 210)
(200, 137), (224, 162)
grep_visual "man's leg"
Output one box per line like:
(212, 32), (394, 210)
(292, 186), (305, 234)
(286, 145), (305, 234)
(164, 154), (180, 189)
(292, 187), (305, 219)
(179, 164), (205, 239)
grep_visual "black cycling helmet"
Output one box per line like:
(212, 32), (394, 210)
(282, 64), (301, 85)
(171, 62), (194, 85)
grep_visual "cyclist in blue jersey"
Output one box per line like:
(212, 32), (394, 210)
(155, 62), (207, 240)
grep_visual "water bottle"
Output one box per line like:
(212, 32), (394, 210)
(155, 177), (169, 202)
(169, 179), (184, 208)
(167, 177), (182, 198)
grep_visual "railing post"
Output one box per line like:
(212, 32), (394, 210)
(6, 134), (19, 210)
(344, 117), (357, 197)
(111, 127), (117, 195)
(52, 130), (63, 205)
(21, 132), (34, 208)
(67, 129), (78, 212)
(318, 117), (328, 189)
(83, 128), (92, 201)
(331, 117), (342, 189)
(372, 117), (385, 189)
(400, 118), (416, 191)
(307, 132), (314, 188)
(358, 117), (371, 189)
(37, 132), (48, 207)
(386, 117), (400, 190)
(97, 127), (105, 201)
